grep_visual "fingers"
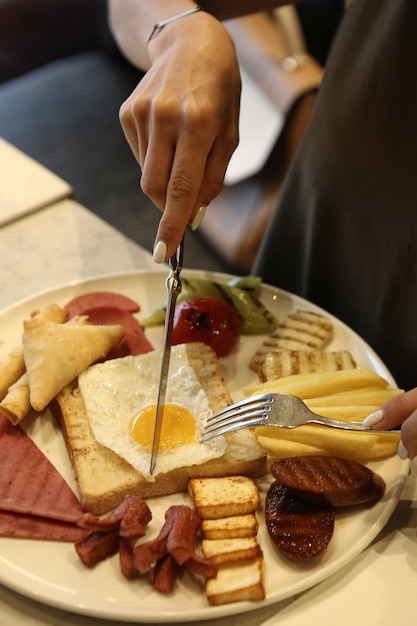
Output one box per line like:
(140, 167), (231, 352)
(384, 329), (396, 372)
(400, 410), (417, 459)
(363, 388), (417, 460)
(118, 15), (241, 261)
(143, 96), (239, 260)
(150, 135), (228, 260)
(378, 388), (417, 429)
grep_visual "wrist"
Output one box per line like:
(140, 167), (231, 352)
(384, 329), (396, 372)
(147, 5), (205, 44)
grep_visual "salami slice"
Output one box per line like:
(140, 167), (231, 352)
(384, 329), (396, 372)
(0, 511), (86, 542)
(0, 414), (84, 524)
(65, 291), (140, 318)
(80, 306), (153, 358)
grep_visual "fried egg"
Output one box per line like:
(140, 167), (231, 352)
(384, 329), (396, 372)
(78, 344), (227, 479)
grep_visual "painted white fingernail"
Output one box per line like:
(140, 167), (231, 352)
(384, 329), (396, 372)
(191, 206), (206, 231)
(153, 241), (167, 264)
(398, 440), (409, 460)
(362, 409), (384, 428)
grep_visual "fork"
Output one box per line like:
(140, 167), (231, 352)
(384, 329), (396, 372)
(200, 393), (376, 443)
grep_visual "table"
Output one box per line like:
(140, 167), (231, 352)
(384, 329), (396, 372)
(1, 184), (416, 626)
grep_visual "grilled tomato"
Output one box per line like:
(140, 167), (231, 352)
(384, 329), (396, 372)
(172, 296), (241, 357)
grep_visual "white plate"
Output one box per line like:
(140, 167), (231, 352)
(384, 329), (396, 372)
(0, 270), (408, 623)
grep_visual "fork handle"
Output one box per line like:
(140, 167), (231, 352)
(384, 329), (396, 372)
(308, 416), (372, 431)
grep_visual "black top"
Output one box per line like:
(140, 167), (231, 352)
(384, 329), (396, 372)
(254, 0), (417, 389)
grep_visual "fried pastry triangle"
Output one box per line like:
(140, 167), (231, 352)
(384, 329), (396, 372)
(23, 317), (125, 411)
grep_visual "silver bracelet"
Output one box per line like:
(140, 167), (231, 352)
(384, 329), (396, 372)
(147, 6), (204, 44)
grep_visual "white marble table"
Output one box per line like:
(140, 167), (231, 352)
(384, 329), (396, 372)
(0, 198), (154, 311)
(0, 197), (416, 626)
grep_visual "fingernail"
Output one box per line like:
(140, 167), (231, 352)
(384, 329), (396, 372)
(362, 409), (384, 428)
(398, 440), (409, 460)
(153, 241), (167, 264)
(191, 206), (206, 231)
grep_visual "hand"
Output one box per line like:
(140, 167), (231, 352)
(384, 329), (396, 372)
(119, 12), (241, 261)
(363, 387), (417, 459)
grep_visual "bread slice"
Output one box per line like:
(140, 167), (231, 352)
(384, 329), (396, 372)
(205, 558), (265, 605)
(257, 349), (357, 382)
(52, 343), (266, 515)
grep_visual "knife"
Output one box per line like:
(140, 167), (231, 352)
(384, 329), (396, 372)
(150, 237), (184, 474)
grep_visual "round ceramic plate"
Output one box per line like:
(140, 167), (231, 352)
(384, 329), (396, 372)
(0, 270), (408, 623)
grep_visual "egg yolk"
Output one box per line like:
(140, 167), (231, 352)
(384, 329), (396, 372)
(130, 403), (197, 452)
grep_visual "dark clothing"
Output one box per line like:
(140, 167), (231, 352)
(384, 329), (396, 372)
(254, 0), (417, 390)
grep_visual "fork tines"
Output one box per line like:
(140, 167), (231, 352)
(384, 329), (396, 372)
(201, 394), (272, 443)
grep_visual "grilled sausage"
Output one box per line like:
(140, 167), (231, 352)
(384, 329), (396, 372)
(271, 456), (385, 507)
(265, 481), (335, 561)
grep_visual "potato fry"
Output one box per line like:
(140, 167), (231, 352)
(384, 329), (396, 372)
(354, 439), (400, 459)
(256, 430), (400, 461)
(255, 424), (379, 454)
(256, 436), (328, 459)
(305, 387), (403, 407)
(247, 367), (402, 461)
(244, 369), (389, 399)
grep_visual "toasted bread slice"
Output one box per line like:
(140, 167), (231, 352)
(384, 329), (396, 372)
(188, 475), (260, 520)
(257, 349), (357, 382)
(251, 309), (333, 372)
(201, 514), (258, 539)
(52, 343), (266, 515)
(205, 558), (265, 605)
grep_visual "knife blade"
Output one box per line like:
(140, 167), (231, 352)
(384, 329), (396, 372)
(150, 237), (184, 475)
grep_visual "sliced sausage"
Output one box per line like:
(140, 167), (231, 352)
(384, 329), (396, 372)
(270, 456), (385, 507)
(265, 481), (335, 561)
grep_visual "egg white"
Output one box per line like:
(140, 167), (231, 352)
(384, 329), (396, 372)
(78, 344), (227, 479)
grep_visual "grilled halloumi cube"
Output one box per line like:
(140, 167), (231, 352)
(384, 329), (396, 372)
(188, 476), (260, 520)
(202, 536), (262, 566)
(201, 514), (258, 539)
(206, 558), (265, 605)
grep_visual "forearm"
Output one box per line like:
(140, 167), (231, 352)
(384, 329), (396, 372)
(108, 0), (194, 70)
(225, 12), (323, 114)
(201, 0), (294, 20)
(108, 0), (295, 71)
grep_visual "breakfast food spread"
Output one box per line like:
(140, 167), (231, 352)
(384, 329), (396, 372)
(0, 283), (405, 613)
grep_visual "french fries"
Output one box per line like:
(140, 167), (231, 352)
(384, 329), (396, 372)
(305, 387), (403, 408)
(257, 433), (400, 461)
(244, 369), (390, 399)
(245, 369), (403, 462)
